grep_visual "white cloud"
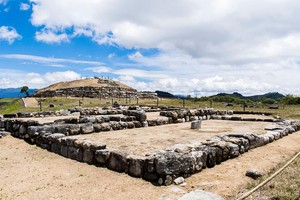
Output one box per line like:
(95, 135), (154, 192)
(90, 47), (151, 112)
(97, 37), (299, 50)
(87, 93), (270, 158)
(108, 53), (115, 59)
(35, 29), (69, 44)
(0, 26), (22, 44)
(0, 54), (104, 65)
(20, 3), (30, 11)
(0, 69), (81, 88)
(85, 66), (112, 73)
(28, 0), (300, 95)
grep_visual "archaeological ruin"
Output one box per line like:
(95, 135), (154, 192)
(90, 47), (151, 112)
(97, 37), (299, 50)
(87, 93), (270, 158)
(32, 77), (157, 99)
(0, 105), (299, 186)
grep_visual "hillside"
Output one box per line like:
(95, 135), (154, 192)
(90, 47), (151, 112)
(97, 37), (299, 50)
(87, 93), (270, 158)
(248, 92), (285, 101)
(211, 92), (285, 101)
(33, 77), (142, 98)
(155, 90), (176, 98)
(36, 77), (133, 94)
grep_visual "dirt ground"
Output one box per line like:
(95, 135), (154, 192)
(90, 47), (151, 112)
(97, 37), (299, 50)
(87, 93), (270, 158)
(1, 119), (300, 199)
(74, 120), (273, 155)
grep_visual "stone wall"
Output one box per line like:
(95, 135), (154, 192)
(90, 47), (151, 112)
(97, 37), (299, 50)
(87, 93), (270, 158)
(33, 86), (138, 98)
(1, 108), (299, 186)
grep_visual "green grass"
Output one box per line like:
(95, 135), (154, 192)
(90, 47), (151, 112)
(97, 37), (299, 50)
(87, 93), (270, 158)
(0, 98), (24, 114)
(0, 97), (299, 120)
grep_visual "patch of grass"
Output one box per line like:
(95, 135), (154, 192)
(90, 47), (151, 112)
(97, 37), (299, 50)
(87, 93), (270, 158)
(246, 181), (257, 190)
(0, 98), (23, 114)
(248, 155), (300, 199)
(0, 97), (300, 120)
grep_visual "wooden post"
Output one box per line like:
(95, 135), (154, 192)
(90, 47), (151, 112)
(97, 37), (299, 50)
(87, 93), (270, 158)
(136, 97), (139, 105)
(39, 100), (42, 111)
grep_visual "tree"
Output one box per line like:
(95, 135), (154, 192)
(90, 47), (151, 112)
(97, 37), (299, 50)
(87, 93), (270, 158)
(261, 98), (276, 105)
(20, 86), (30, 97)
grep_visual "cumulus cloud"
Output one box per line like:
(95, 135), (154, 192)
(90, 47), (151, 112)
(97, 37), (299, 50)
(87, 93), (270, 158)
(20, 3), (30, 11)
(0, 69), (81, 88)
(0, 26), (22, 44)
(28, 0), (300, 95)
(35, 29), (69, 44)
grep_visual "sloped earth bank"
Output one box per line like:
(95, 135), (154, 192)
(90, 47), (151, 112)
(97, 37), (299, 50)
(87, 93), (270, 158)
(1, 130), (300, 199)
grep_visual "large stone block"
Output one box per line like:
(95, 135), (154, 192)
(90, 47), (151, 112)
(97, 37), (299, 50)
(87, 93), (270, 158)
(48, 133), (65, 143)
(80, 123), (94, 134)
(27, 126), (40, 137)
(190, 151), (206, 171)
(93, 124), (101, 132)
(127, 155), (146, 178)
(83, 149), (94, 164)
(155, 152), (197, 175)
(191, 120), (201, 129)
(100, 123), (111, 131)
(110, 121), (121, 130)
(107, 150), (128, 172)
(95, 149), (110, 166)
(60, 145), (69, 158)
(68, 147), (83, 162)
(127, 122), (135, 129)
(0, 120), (6, 128)
(51, 142), (61, 154)
(67, 124), (81, 135)
(19, 125), (27, 135)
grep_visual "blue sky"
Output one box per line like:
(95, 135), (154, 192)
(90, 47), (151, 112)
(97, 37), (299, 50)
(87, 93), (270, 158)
(1, 0), (300, 96)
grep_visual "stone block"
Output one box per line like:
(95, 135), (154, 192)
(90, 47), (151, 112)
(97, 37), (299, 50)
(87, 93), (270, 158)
(127, 155), (146, 178)
(127, 122), (135, 129)
(19, 125), (27, 135)
(83, 149), (94, 164)
(48, 133), (65, 143)
(80, 123), (94, 134)
(147, 120), (157, 126)
(107, 150), (128, 172)
(67, 124), (81, 135)
(51, 142), (61, 154)
(100, 123), (111, 131)
(68, 147), (83, 162)
(133, 121), (142, 128)
(155, 152), (196, 175)
(191, 120), (201, 129)
(60, 145), (69, 158)
(191, 151), (206, 170)
(93, 124), (101, 132)
(95, 149), (111, 166)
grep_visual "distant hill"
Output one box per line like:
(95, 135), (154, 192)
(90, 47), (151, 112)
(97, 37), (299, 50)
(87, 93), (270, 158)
(155, 90), (176, 98)
(247, 92), (285, 101)
(211, 92), (245, 99)
(211, 92), (285, 101)
(0, 88), (37, 98)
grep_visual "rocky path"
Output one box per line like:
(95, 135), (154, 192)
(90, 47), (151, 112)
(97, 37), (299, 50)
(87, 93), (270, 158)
(22, 98), (39, 108)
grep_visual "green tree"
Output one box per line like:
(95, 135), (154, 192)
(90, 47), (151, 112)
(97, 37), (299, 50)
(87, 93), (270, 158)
(261, 98), (276, 105)
(20, 86), (30, 97)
